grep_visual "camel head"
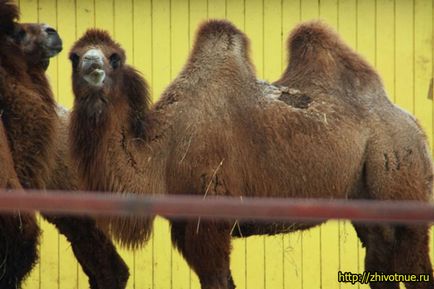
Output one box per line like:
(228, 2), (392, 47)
(69, 29), (126, 91)
(0, 0), (62, 70)
(69, 29), (150, 136)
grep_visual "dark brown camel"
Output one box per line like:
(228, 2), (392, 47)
(69, 21), (433, 289)
(0, 119), (39, 289)
(0, 1), (128, 288)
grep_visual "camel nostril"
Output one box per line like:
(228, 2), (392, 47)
(45, 27), (57, 35)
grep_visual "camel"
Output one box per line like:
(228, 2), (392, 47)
(0, 1), (128, 288)
(69, 21), (434, 289)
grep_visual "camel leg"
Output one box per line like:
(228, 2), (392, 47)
(353, 224), (434, 289)
(393, 225), (434, 289)
(352, 223), (400, 289)
(0, 213), (39, 289)
(171, 220), (234, 289)
(43, 215), (129, 289)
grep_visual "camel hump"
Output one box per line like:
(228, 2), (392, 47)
(288, 21), (339, 52)
(192, 19), (251, 60)
(288, 20), (376, 78)
(196, 19), (244, 39)
(0, 0), (19, 36)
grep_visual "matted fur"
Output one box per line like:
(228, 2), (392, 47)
(0, 120), (40, 289)
(0, 1), (129, 288)
(69, 19), (433, 289)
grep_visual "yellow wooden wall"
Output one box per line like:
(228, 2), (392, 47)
(16, 0), (433, 288)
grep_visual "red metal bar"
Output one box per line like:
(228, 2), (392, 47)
(0, 189), (433, 224)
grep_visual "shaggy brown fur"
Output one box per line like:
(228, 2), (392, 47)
(0, 1), (128, 288)
(0, 120), (40, 289)
(69, 20), (433, 289)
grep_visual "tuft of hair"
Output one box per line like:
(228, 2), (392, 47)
(287, 20), (375, 73)
(98, 216), (155, 250)
(123, 67), (152, 139)
(276, 20), (379, 89)
(70, 29), (125, 59)
(192, 19), (250, 55)
(196, 19), (245, 40)
(0, 0), (19, 37)
(288, 20), (341, 53)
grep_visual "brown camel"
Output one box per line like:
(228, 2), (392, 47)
(0, 119), (39, 289)
(0, 1), (128, 288)
(69, 21), (433, 289)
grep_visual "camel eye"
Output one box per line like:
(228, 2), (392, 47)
(14, 28), (26, 42)
(69, 53), (80, 70)
(109, 53), (121, 69)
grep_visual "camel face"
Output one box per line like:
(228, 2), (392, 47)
(70, 30), (126, 92)
(9, 23), (62, 70)
(80, 49), (107, 87)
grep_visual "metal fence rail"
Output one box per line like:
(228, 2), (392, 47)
(0, 190), (433, 224)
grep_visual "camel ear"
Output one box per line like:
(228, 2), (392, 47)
(123, 67), (151, 139)
(0, 0), (19, 38)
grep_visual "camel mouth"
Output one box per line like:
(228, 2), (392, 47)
(83, 69), (106, 87)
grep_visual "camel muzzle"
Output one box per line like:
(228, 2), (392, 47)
(81, 49), (106, 87)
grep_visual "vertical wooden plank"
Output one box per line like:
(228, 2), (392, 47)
(76, 0), (95, 37)
(95, 0), (114, 32)
(264, 235), (284, 289)
(189, 0), (208, 49)
(376, 0), (395, 101)
(152, 0), (170, 101)
(395, 0), (414, 113)
(281, 0), (301, 82)
(207, 0), (225, 19)
(39, 218), (59, 289)
(153, 218), (172, 289)
(19, 0), (38, 23)
(226, 0), (244, 30)
(414, 0), (433, 154)
(133, 0), (153, 95)
(320, 0), (338, 29)
(264, 0), (282, 79)
(284, 232), (302, 289)
(231, 237), (246, 289)
(301, 229), (321, 289)
(301, 0), (319, 21)
(57, 0), (76, 109)
(338, 0), (357, 49)
(171, 0), (191, 79)
(321, 222), (340, 289)
(356, 0), (376, 65)
(245, 0), (263, 77)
